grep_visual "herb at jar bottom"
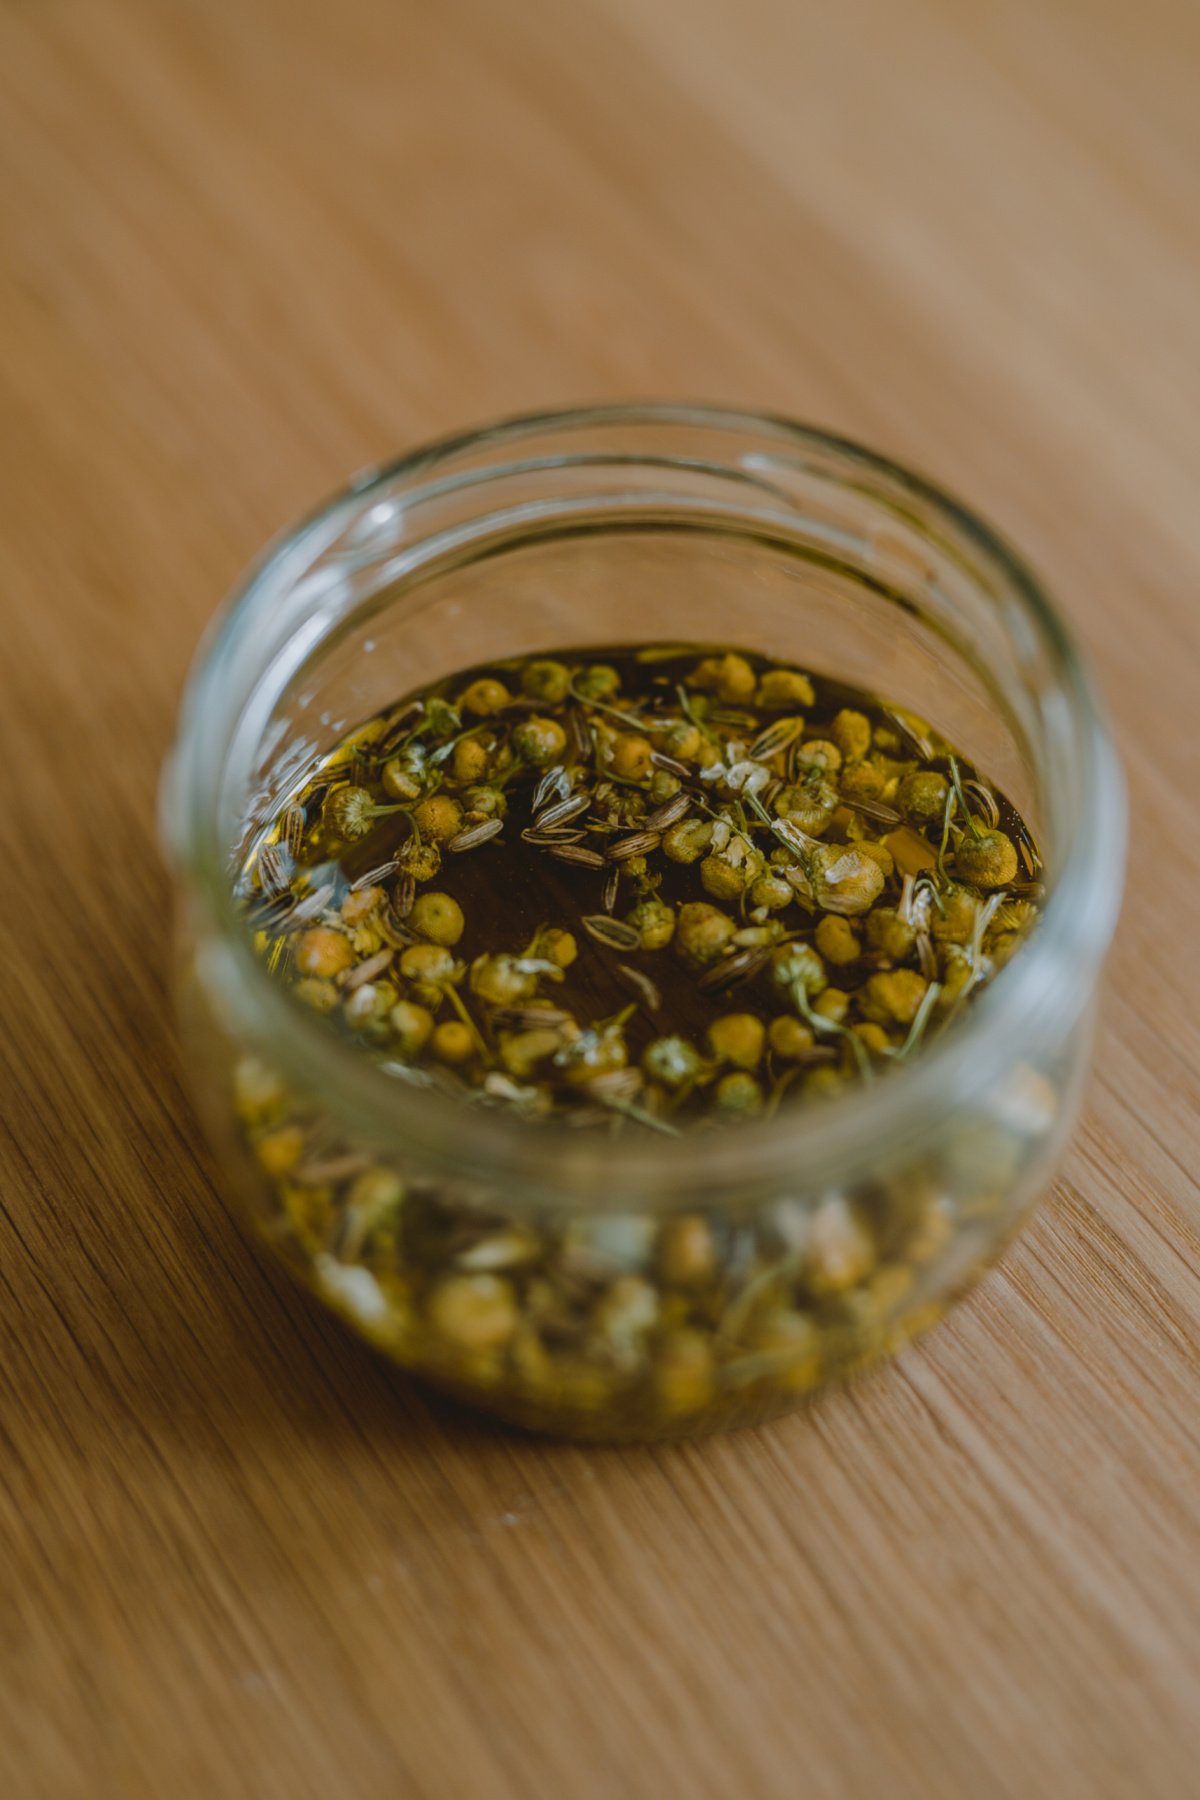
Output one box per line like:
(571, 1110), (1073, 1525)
(228, 643), (1056, 1436)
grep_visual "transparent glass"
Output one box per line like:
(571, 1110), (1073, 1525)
(163, 405), (1125, 1440)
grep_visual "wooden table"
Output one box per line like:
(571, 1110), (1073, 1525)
(3, 2), (1198, 1794)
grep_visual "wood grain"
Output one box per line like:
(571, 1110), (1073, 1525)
(1, 1), (1198, 1794)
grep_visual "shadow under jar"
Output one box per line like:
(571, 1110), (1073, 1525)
(163, 404), (1125, 1441)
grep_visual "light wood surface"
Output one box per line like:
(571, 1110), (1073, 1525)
(2, 2), (1198, 1794)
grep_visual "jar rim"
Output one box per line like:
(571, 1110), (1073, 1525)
(166, 402), (1126, 1205)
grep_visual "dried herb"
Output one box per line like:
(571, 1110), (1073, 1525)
(241, 642), (1043, 1135)
(229, 636), (1057, 1435)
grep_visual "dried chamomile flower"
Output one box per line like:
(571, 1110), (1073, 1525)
(462, 784), (506, 819)
(326, 786), (403, 842)
(399, 837), (443, 882)
(575, 663), (621, 700)
(344, 981), (396, 1031)
(643, 1034), (706, 1089)
(813, 988), (849, 1025)
(830, 708), (871, 763)
(556, 1019), (629, 1086)
(521, 659), (571, 704)
(814, 915), (860, 965)
(428, 1273), (519, 1351)
(675, 902), (737, 967)
(390, 999), (435, 1056)
(795, 739), (842, 776)
(755, 668), (815, 710)
(989, 898), (1035, 936)
(531, 927), (578, 969)
(700, 836), (765, 902)
(382, 754), (426, 801)
(470, 953), (542, 1006)
(767, 1016), (815, 1059)
(864, 906), (916, 960)
(499, 1030), (563, 1081)
(770, 941), (827, 999)
(859, 969), (930, 1026)
(458, 677), (509, 716)
(929, 883), (978, 945)
(452, 738), (492, 785)
(856, 840), (895, 878)
(707, 1013), (765, 1070)
(954, 829), (1019, 889)
(424, 696), (461, 738)
(607, 732), (654, 780)
(775, 778), (839, 836)
(400, 943), (461, 987)
(663, 818), (715, 863)
(801, 844), (885, 915)
(431, 1020), (476, 1065)
(295, 928), (356, 979)
(349, 919), (384, 958)
(663, 721), (702, 761)
(647, 769), (682, 805)
(802, 1065), (846, 1101)
(896, 771), (950, 827)
(713, 1071), (764, 1117)
(689, 652), (756, 703)
(748, 873), (793, 911)
(294, 978), (339, 1012)
(512, 715), (568, 767)
(410, 891), (465, 946)
(341, 885), (383, 927)
(839, 761), (885, 802)
(411, 796), (462, 843)
(626, 896), (676, 950)
(732, 922), (786, 950)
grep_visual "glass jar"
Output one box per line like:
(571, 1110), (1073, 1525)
(163, 404), (1125, 1441)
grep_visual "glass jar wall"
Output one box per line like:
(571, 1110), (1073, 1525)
(163, 406), (1124, 1440)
